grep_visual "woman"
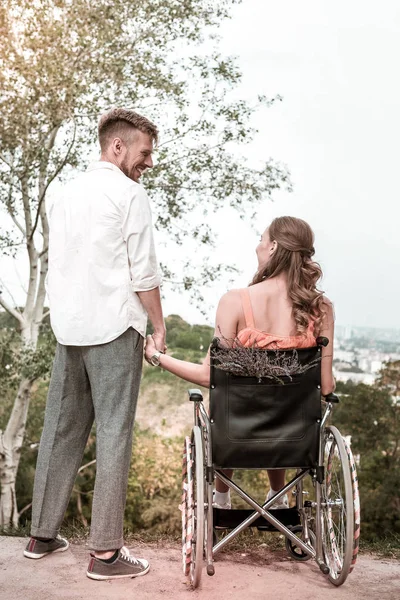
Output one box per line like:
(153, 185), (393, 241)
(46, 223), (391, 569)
(145, 216), (335, 509)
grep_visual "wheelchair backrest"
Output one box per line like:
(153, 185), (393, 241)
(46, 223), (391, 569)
(209, 342), (322, 469)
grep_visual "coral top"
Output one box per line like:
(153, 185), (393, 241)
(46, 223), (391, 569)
(237, 289), (317, 349)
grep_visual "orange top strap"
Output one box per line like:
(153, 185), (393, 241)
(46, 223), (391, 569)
(239, 288), (255, 329)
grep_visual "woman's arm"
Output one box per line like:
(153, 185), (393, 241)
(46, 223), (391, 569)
(146, 344), (211, 387)
(320, 298), (336, 396)
(144, 291), (240, 387)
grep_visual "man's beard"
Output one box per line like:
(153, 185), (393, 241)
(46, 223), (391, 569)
(119, 158), (137, 181)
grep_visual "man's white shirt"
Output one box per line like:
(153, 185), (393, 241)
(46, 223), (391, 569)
(46, 161), (161, 345)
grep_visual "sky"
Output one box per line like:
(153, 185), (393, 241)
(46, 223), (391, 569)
(1, 0), (399, 330)
(162, 0), (400, 330)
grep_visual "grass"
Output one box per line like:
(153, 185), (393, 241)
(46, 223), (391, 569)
(0, 521), (287, 562)
(360, 533), (400, 560)
(0, 523), (31, 537)
(4, 521), (400, 561)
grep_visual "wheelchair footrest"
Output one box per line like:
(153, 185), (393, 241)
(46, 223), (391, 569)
(213, 507), (300, 531)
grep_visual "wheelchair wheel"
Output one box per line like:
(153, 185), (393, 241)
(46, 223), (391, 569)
(321, 426), (354, 586)
(181, 427), (205, 588)
(285, 525), (316, 561)
(342, 436), (361, 573)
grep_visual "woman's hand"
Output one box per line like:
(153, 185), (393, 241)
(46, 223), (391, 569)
(144, 334), (157, 363)
(144, 335), (210, 386)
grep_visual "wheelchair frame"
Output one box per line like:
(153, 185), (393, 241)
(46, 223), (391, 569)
(181, 385), (359, 589)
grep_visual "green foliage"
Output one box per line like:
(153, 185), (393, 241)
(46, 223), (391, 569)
(0, 0), (290, 304)
(12, 380), (48, 517)
(1, 0), (289, 526)
(125, 431), (183, 533)
(9, 306), (400, 546)
(334, 382), (394, 452)
(0, 321), (56, 396)
(0, 310), (21, 329)
(334, 362), (400, 540)
(148, 314), (214, 352)
(0, 327), (17, 396)
(13, 313), (212, 529)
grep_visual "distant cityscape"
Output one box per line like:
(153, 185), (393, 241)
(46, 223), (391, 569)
(334, 325), (400, 385)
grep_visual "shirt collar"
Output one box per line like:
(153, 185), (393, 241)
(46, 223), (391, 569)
(87, 160), (124, 175)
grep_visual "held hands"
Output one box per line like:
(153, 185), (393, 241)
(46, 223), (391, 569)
(151, 330), (167, 354)
(144, 335), (157, 363)
(144, 332), (167, 364)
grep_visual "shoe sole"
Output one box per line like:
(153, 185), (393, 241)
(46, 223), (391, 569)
(24, 540), (70, 559)
(86, 563), (150, 580)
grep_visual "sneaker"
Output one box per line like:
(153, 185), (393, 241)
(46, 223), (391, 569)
(212, 491), (231, 510)
(24, 535), (69, 559)
(86, 550), (150, 580)
(265, 489), (289, 510)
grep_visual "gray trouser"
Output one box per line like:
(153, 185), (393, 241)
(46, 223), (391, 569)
(31, 327), (143, 550)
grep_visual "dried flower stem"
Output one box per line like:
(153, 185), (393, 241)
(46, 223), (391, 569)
(211, 332), (321, 384)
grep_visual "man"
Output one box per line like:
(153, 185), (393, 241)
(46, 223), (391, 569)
(24, 108), (166, 580)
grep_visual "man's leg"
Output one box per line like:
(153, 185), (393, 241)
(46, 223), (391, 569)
(82, 328), (143, 552)
(30, 343), (93, 540)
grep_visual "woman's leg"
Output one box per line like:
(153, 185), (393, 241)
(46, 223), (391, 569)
(267, 469), (286, 492)
(215, 469), (233, 492)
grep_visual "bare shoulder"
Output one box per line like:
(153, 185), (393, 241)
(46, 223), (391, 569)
(214, 289), (242, 341)
(321, 296), (335, 324)
(322, 295), (334, 311)
(219, 288), (241, 303)
(216, 289), (242, 315)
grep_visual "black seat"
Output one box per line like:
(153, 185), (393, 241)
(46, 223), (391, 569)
(209, 342), (322, 469)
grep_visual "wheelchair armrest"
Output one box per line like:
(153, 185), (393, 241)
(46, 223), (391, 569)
(323, 392), (340, 403)
(188, 388), (204, 402)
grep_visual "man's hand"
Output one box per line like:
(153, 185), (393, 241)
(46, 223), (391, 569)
(151, 330), (167, 353)
(144, 333), (167, 364)
(136, 287), (167, 353)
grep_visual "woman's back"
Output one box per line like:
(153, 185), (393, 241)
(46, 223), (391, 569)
(216, 278), (334, 395)
(143, 215), (335, 397)
(232, 277), (317, 349)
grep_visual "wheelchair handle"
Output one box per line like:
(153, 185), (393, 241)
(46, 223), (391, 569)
(188, 389), (204, 402)
(323, 392), (340, 403)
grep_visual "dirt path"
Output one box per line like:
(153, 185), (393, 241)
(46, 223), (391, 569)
(1, 537), (399, 600)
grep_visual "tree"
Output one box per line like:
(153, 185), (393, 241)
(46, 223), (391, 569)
(334, 361), (400, 539)
(0, 0), (290, 527)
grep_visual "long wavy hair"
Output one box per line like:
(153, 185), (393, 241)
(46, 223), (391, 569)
(250, 216), (325, 335)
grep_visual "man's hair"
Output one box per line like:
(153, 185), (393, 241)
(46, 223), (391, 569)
(98, 108), (158, 151)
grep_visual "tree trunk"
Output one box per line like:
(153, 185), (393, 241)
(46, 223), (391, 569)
(0, 131), (56, 529)
(0, 377), (33, 529)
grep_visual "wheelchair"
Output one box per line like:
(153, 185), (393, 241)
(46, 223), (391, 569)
(181, 338), (360, 588)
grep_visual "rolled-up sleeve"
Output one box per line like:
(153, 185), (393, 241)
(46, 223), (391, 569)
(121, 185), (161, 292)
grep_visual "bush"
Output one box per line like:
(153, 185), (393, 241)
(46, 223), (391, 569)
(334, 369), (400, 540)
(125, 430), (183, 532)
